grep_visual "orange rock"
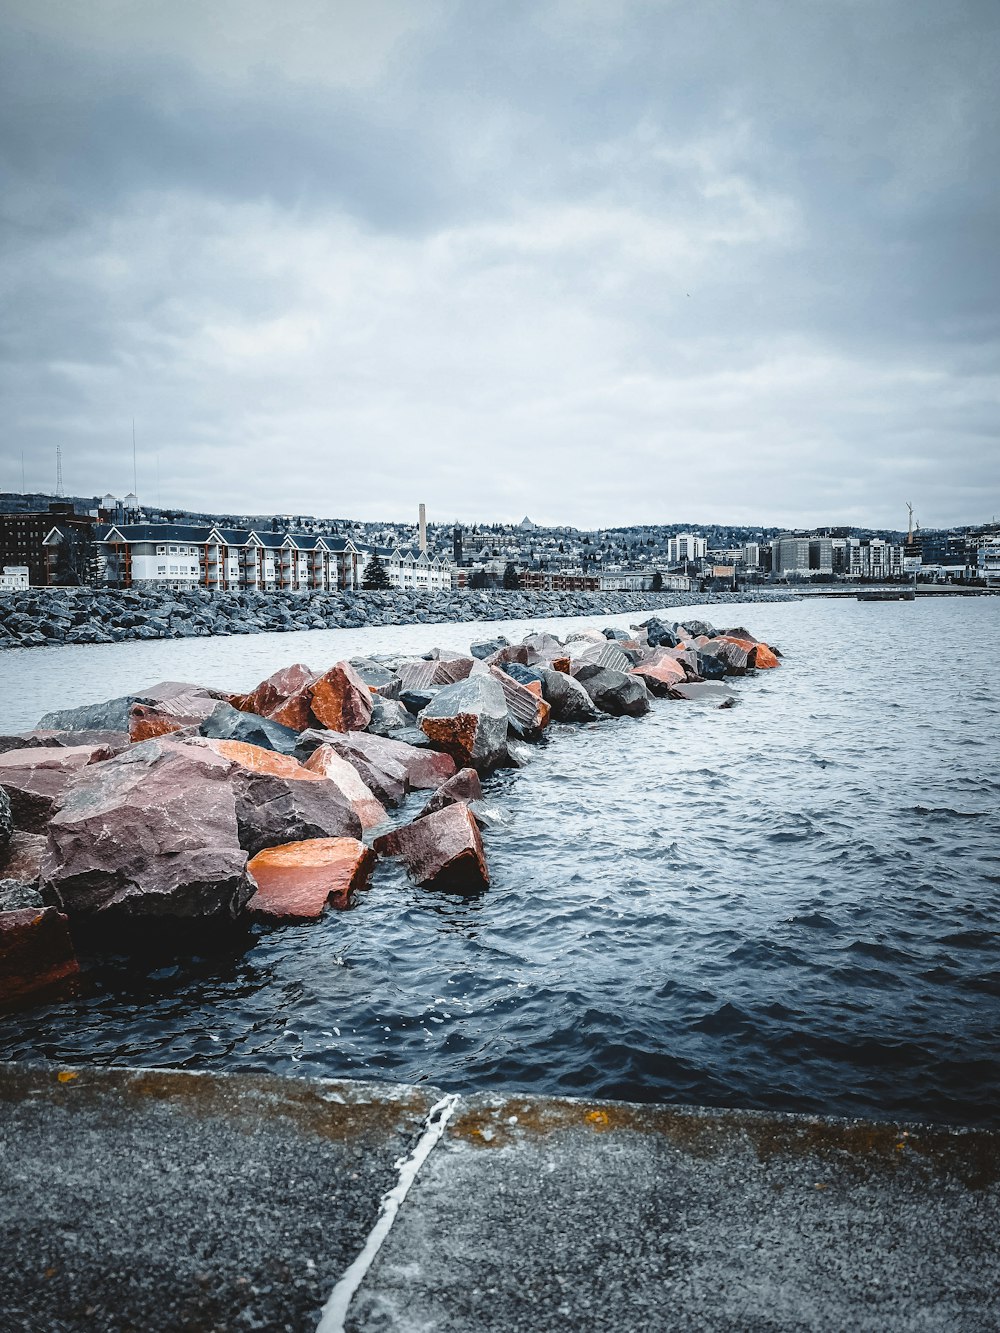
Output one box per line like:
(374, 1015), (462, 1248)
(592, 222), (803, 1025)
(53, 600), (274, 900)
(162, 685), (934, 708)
(302, 745), (388, 830)
(720, 635), (758, 652)
(310, 662), (374, 733)
(754, 643), (780, 669)
(241, 664), (317, 720)
(247, 837), (375, 920)
(550, 655), (571, 674)
(204, 739), (323, 780)
(631, 658), (687, 693)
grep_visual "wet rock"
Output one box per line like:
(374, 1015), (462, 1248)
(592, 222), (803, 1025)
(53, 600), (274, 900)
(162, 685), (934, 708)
(538, 668), (600, 723)
(501, 662), (547, 689)
(489, 667), (551, 742)
(246, 837), (375, 921)
(300, 746), (388, 830)
(696, 653), (728, 681)
(573, 664), (651, 718)
(0, 744), (118, 833)
(0, 906), (79, 1003)
(373, 802), (489, 895)
(367, 697), (413, 736)
(668, 681), (737, 706)
(198, 702), (300, 756)
(336, 732), (456, 792)
(419, 676), (509, 773)
(41, 739), (251, 919)
(309, 662), (374, 734)
(754, 643), (780, 669)
(416, 767), (484, 820)
(681, 619), (717, 638)
(204, 740), (362, 857)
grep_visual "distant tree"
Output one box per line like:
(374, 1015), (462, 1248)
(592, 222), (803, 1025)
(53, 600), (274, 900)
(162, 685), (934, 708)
(651, 570), (663, 591)
(52, 525), (100, 586)
(362, 552), (392, 590)
(558, 541), (564, 553)
(502, 561), (521, 590)
(469, 569), (488, 589)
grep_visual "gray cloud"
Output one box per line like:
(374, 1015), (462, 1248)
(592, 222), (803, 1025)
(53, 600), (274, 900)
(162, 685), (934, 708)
(1, 0), (997, 529)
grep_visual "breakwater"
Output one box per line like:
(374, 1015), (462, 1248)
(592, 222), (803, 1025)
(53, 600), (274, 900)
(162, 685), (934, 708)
(0, 585), (796, 649)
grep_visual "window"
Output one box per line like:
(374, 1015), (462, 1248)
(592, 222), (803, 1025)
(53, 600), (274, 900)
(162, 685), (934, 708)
(156, 546), (165, 555)
(157, 565), (166, 574)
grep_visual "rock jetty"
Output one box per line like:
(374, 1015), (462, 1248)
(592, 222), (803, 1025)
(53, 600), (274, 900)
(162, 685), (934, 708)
(0, 616), (782, 1004)
(0, 585), (796, 649)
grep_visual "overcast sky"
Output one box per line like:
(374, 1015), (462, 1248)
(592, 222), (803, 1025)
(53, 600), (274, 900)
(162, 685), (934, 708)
(1, 1), (997, 529)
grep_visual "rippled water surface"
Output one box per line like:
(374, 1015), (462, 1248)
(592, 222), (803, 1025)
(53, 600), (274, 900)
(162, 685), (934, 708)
(2, 597), (999, 1125)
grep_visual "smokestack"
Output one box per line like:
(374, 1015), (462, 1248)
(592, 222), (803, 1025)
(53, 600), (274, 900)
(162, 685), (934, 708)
(418, 503), (427, 553)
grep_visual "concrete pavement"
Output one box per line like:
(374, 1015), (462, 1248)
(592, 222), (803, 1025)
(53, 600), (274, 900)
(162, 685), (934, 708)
(0, 1064), (997, 1331)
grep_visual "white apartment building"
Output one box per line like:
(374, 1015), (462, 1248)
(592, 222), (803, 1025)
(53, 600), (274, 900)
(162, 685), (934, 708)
(667, 534), (707, 564)
(0, 565), (30, 592)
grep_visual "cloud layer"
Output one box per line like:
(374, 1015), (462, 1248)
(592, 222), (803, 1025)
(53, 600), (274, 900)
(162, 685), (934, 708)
(2, 0), (997, 528)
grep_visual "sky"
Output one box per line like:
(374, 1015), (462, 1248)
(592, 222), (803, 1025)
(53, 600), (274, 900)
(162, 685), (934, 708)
(1, 0), (997, 530)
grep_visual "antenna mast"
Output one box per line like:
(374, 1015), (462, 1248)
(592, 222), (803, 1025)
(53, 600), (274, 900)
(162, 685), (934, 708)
(132, 419), (137, 495)
(906, 501), (914, 543)
(56, 445), (64, 498)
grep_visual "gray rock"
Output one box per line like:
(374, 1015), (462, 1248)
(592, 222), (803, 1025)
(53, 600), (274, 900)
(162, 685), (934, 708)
(198, 702), (300, 756)
(539, 668), (600, 723)
(573, 664), (651, 717)
(0, 786), (11, 847)
(0, 879), (44, 911)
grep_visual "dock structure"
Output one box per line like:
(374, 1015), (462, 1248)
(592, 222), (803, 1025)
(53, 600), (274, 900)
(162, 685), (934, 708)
(0, 1064), (997, 1331)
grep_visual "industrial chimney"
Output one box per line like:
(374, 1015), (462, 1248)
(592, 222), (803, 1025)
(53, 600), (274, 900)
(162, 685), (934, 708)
(418, 503), (427, 553)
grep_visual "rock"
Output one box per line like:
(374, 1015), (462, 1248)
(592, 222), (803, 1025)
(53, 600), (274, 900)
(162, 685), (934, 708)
(573, 664), (651, 717)
(349, 658), (398, 691)
(128, 689), (222, 742)
(0, 787), (10, 848)
(418, 676), (509, 773)
(501, 662), (547, 689)
(296, 731), (409, 807)
(0, 906), (79, 1003)
(400, 687), (439, 715)
(469, 637), (508, 660)
(36, 681), (229, 733)
(538, 668), (600, 723)
(41, 739), (252, 919)
(696, 653), (728, 681)
(0, 831), (47, 885)
(309, 662), (374, 733)
(489, 667), (551, 742)
(570, 640), (634, 675)
(241, 663), (319, 731)
(373, 803), (489, 894)
(630, 657), (687, 695)
(246, 838), (375, 921)
(681, 619), (717, 638)
(334, 732), (456, 792)
(199, 702), (300, 756)
(754, 643), (780, 669)
(416, 767), (484, 820)
(367, 696), (414, 737)
(0, 880), (44, 912)
(0, 744), (118, 833)
(204, 740), (362, 857)
(0, 730), (131, 756)
(300, 746), (387, 830)
(668, 681), (737, 706)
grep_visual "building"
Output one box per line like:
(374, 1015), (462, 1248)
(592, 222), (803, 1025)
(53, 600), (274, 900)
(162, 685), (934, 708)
(666, 533), (707, 565)
(0, 503), (98, 586)
(977, 540), (1000, 588)
(92, 522), (454, 592)
(520, 569), (600, 592)
(0, 566), (29, 592)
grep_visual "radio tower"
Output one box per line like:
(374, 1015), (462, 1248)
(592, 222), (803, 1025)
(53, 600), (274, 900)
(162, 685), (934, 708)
(56, 445), (64, 498)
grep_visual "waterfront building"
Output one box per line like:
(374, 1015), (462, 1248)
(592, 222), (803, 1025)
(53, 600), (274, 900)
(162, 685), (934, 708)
(0, 566), (30, 592)
(977, 540), (1000, 587)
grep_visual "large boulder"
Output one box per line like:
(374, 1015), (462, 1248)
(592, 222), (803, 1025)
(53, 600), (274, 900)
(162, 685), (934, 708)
(37, 681), (229, 734)
(469, 637), (508, 660)
(0, 730), (130, 756)
(203, 740), (361, 856)
(630, 657), (687, 696)
(570, 641), (634, 676)
(416, 767), (483, 820)
(0, 744), (119, 833)
(0, 831), (47, 886)
(341, 732), (456, 791)
(240, 663), (318, 731)
(300, 746), (387, 830)
(754, 642), (780, 669)
(573, 664), (651, 718)
(418, 676), (509, 772)
(373, 803), (489, 894)
(41, 739), (252, 919)
(489, 667), (551, 742)
(309, 662), (374, 733)
(295, 730), (408, 807)
(128, 689), (222, 742)
(0, 906), (79, 1004)
(199, 702), (300, 756)
(367, 696), (413, 737)
(246, 838), (375, 921)
(538, 668), (599, 723)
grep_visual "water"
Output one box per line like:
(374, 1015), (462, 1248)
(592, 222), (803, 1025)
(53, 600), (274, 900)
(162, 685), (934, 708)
(2, 598), (998, 1127)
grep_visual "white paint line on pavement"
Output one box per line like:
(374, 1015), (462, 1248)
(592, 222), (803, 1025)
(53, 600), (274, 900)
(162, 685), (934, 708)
(316, 1091), (460, 1333)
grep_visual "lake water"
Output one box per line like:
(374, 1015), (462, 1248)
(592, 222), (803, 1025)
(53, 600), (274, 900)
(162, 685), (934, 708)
(1, 597), (998, 1127)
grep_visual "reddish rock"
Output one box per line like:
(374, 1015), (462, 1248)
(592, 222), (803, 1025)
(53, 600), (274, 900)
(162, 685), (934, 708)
(129, 689), (221, 742)
(484, 645), (530, 669)
(373, 803), (489, 894)
(309, 662), (374, 733)
(204, 739), (362, 856)
(241, 663), (317, 723)
(631, 658), (687, 695)
(297, 731), (408, 807)
(0, 906), (79, 1004)
(418, 676), (509, 773)
(41, 738), (252, 919)
(754, 643), (780, 669)
(490, 667), (551, 741)
(0, 744), (119, 833)
(0, 831), (47, 885)
(417, 768), (484, 820)
(550, 655), (571, 674)
(301, 746), (388, 830)
(246, 838), (375, 920)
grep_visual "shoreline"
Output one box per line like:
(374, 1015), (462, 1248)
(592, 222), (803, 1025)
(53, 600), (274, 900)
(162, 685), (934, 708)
(0, 585), (799, 650)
